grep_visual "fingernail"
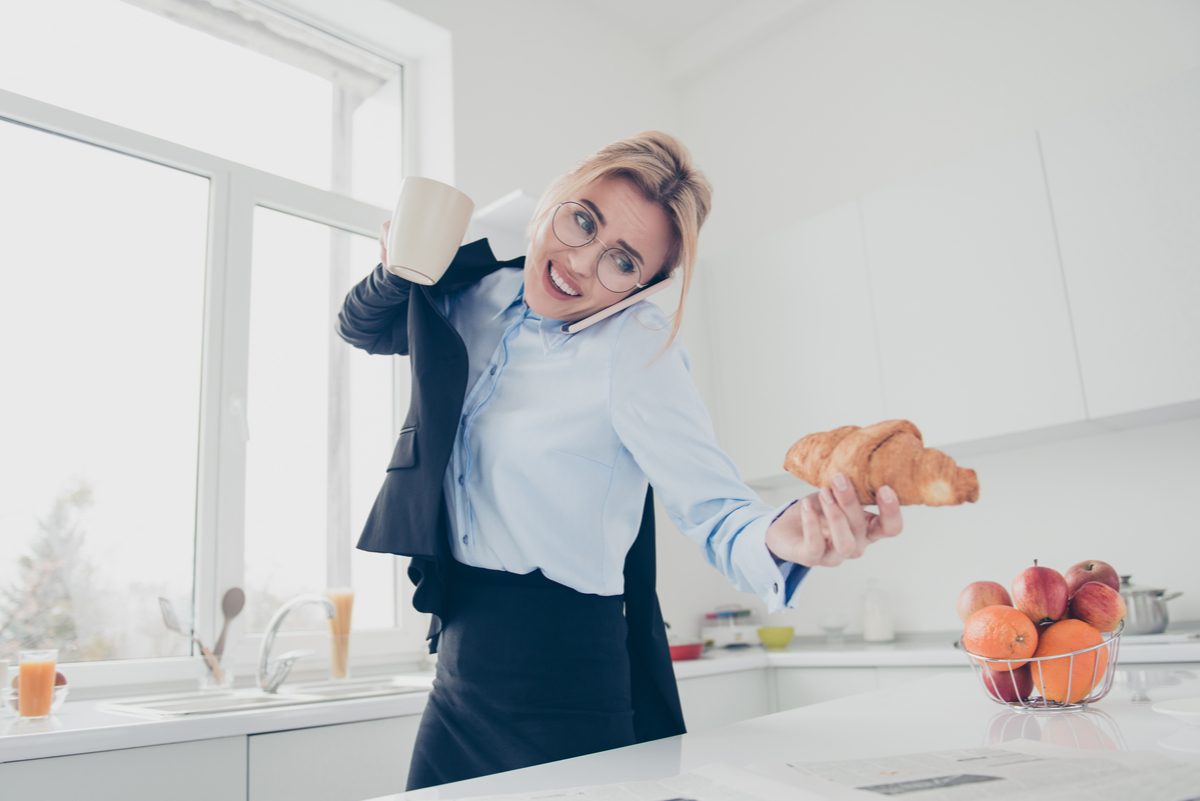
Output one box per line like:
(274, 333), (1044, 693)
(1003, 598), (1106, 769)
(833, 473), (848, 491)
(821, 487), (833, 503)
(880, 486), (896, 503)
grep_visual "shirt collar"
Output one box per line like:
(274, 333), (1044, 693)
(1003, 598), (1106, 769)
(490, 270), (574, 351)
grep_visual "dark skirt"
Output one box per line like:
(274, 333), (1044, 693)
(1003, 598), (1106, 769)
(405, 558), (637, 791)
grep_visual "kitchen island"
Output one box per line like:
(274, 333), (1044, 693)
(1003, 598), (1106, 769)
(387, 667), (1200, 800)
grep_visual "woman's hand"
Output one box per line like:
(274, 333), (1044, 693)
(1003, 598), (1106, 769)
(379, 220), (391, 266)
(765, 473), (903, 568)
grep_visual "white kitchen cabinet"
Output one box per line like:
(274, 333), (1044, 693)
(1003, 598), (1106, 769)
(676, 669), (771, 732)
(710, 202), (885, 483)
(858, 133), (1087, 447)
(772, 667), (877, 710)
(0, 735), (246, 800)
(1038, 68), (1200, 420)
(247, 715), (420, 801)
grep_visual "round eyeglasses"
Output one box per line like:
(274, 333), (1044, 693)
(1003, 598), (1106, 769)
(551, 201), (646, 293)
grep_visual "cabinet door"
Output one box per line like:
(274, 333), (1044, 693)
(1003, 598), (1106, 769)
(711, 202), (885, 483)
(1039, 69), (1200, 419)
(676, 669), (771, 732)
(773, 667), (877, 710)
(0, 736), (246, 800)
(248, 716), (420, 801)
(859, 133), (1087, 446)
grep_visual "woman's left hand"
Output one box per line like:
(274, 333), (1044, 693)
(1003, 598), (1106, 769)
(765, 473), (904, 568)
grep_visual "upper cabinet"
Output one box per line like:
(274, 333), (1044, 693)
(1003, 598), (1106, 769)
(710, 202), (885, 483)
(858, 133), (1087, 448)
(1038, 69), (1200, 419)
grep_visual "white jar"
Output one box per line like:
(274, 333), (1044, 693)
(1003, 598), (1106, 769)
(862, 580), (895, 643)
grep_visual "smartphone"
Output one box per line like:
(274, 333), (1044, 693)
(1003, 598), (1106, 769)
(560, 271), (677, 334)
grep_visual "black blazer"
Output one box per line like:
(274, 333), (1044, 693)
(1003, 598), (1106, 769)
(335, 238), (686, 742)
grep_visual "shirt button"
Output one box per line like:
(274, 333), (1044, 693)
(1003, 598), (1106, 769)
(462, 535), (469, 544)
(457, 474), (465, 486)
(772, 582), (780, 594)
(489, 365), (497, 376)
(461, 414), (468, 425)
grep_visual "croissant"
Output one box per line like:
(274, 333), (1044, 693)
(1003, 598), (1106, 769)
(782, 419), (980, 506)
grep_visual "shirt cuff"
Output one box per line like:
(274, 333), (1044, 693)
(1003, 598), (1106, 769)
(732, 498), (810, 614)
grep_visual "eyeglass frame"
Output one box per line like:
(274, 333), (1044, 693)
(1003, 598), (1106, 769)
(549, 200), (656, 293)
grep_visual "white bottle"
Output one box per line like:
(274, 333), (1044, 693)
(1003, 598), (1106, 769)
(862, 579), (895, 643)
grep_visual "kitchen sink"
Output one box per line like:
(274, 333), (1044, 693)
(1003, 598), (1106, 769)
(97, 675), (432, 718)
(99, 689), (319, 717)
(277, 675), (432, 700)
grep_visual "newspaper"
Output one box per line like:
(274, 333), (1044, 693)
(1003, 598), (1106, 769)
(744, 740), (1200, 800)
(433, 741), (1200, 801)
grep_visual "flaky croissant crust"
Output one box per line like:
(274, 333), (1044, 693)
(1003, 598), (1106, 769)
(782, 419), (980, 506)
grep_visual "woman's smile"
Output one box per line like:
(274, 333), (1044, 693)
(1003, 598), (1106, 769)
(544, 259), (582, 299)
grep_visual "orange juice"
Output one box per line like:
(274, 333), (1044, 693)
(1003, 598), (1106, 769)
(326, 589), (354, 679)
(19, 658), (55, 718)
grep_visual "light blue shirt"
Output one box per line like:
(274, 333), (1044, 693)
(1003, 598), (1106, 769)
(439, 260), (807, 613)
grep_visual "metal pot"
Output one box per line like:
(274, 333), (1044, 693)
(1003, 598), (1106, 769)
(1118, 575), (1183, 635)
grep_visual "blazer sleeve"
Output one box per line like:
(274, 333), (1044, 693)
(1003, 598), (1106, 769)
(335, 263), (414, 356)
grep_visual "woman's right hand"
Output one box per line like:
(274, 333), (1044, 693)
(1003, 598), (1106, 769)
(379, 220), (390, 267)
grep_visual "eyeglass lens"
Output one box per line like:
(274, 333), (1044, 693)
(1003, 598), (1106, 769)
(552, 202), (641, 293)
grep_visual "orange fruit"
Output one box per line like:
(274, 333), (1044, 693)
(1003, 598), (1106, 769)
(962, 605), (1038, 671)
(1031, 619), (1107, 703)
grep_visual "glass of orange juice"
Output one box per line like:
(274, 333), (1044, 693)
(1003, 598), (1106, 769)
(18, 649), (57, 720)
(325, 588), (354, 680)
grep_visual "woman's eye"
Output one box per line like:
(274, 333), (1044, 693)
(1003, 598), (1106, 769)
(573, 211), (595, 236)
(616, 255), (636, 274)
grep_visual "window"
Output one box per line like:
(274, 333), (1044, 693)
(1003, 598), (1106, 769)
(0, 0), (426, 683)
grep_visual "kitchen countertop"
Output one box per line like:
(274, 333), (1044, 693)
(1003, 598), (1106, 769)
(3, 626), (1195, 765)
(0, 673), (435, 763)
(670, 626), (1200, 678)
(391, 667), (1200, 800)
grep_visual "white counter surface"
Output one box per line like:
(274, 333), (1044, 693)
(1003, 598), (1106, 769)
(670, 627), (1200, 678)
(0, 674), (434, 763)
(2, 628), (1195, 765)
(392, 667), (1200, 800)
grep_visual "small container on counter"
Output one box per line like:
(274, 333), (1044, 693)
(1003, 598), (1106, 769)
(861, 580), (895, 643)
(700, 605), (759, 648)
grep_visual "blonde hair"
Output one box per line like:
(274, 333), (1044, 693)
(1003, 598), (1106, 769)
(526, 130), (712, 362)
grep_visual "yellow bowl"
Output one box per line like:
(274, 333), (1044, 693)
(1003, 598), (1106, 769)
(757, 625), (795, 650)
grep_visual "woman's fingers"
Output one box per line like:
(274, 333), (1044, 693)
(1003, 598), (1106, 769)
(796, 496), (835, 566)
(830, 472), (870, 543)
(379, 220), (390, 264)
(819, 486), (861, 560)
(866, 485), (904, 542)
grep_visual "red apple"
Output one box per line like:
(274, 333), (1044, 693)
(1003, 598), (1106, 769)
(957, 581), (1013, 623)
(983, 663), (1033, 702)
(1064, 560), (1120, 596)
(1012, 560), (1069, 625)
(1069, 581), (1126, 632)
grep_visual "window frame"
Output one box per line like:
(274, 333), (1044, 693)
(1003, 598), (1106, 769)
(0, 0), (453, 693)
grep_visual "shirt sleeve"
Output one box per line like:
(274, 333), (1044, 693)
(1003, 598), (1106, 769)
(609, 304), (809, 613)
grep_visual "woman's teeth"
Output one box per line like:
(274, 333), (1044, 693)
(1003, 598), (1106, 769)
(549, 262), (580, 296)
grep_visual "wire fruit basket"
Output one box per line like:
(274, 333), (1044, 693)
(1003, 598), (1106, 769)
(959, 621), (1123, 712)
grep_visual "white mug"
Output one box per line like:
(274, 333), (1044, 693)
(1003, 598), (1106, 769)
(385, 176), (475, 285)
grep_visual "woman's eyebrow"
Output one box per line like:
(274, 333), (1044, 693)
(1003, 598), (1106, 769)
(580, 197), (645, 267)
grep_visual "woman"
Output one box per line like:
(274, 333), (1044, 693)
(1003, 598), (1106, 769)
(339, 131), (904, 791)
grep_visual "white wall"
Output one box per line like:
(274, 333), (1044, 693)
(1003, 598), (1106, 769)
(387, 0), (680, 212)
(386, 1), (1200, 640)
(658, 0), (1200, 640)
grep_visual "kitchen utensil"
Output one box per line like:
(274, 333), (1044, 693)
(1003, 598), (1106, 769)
(757, 626), (795, 650)
(158, 597), (225, 684)
(1118, 575), (1182, 635)
(669, 643), (704, 661)
(384, 176), (474, 285)
(213, 587), (245, 659)
(701, 606), (759, 648)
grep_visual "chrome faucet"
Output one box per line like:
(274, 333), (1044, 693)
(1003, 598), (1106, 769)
(258, 593), (336, 693)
